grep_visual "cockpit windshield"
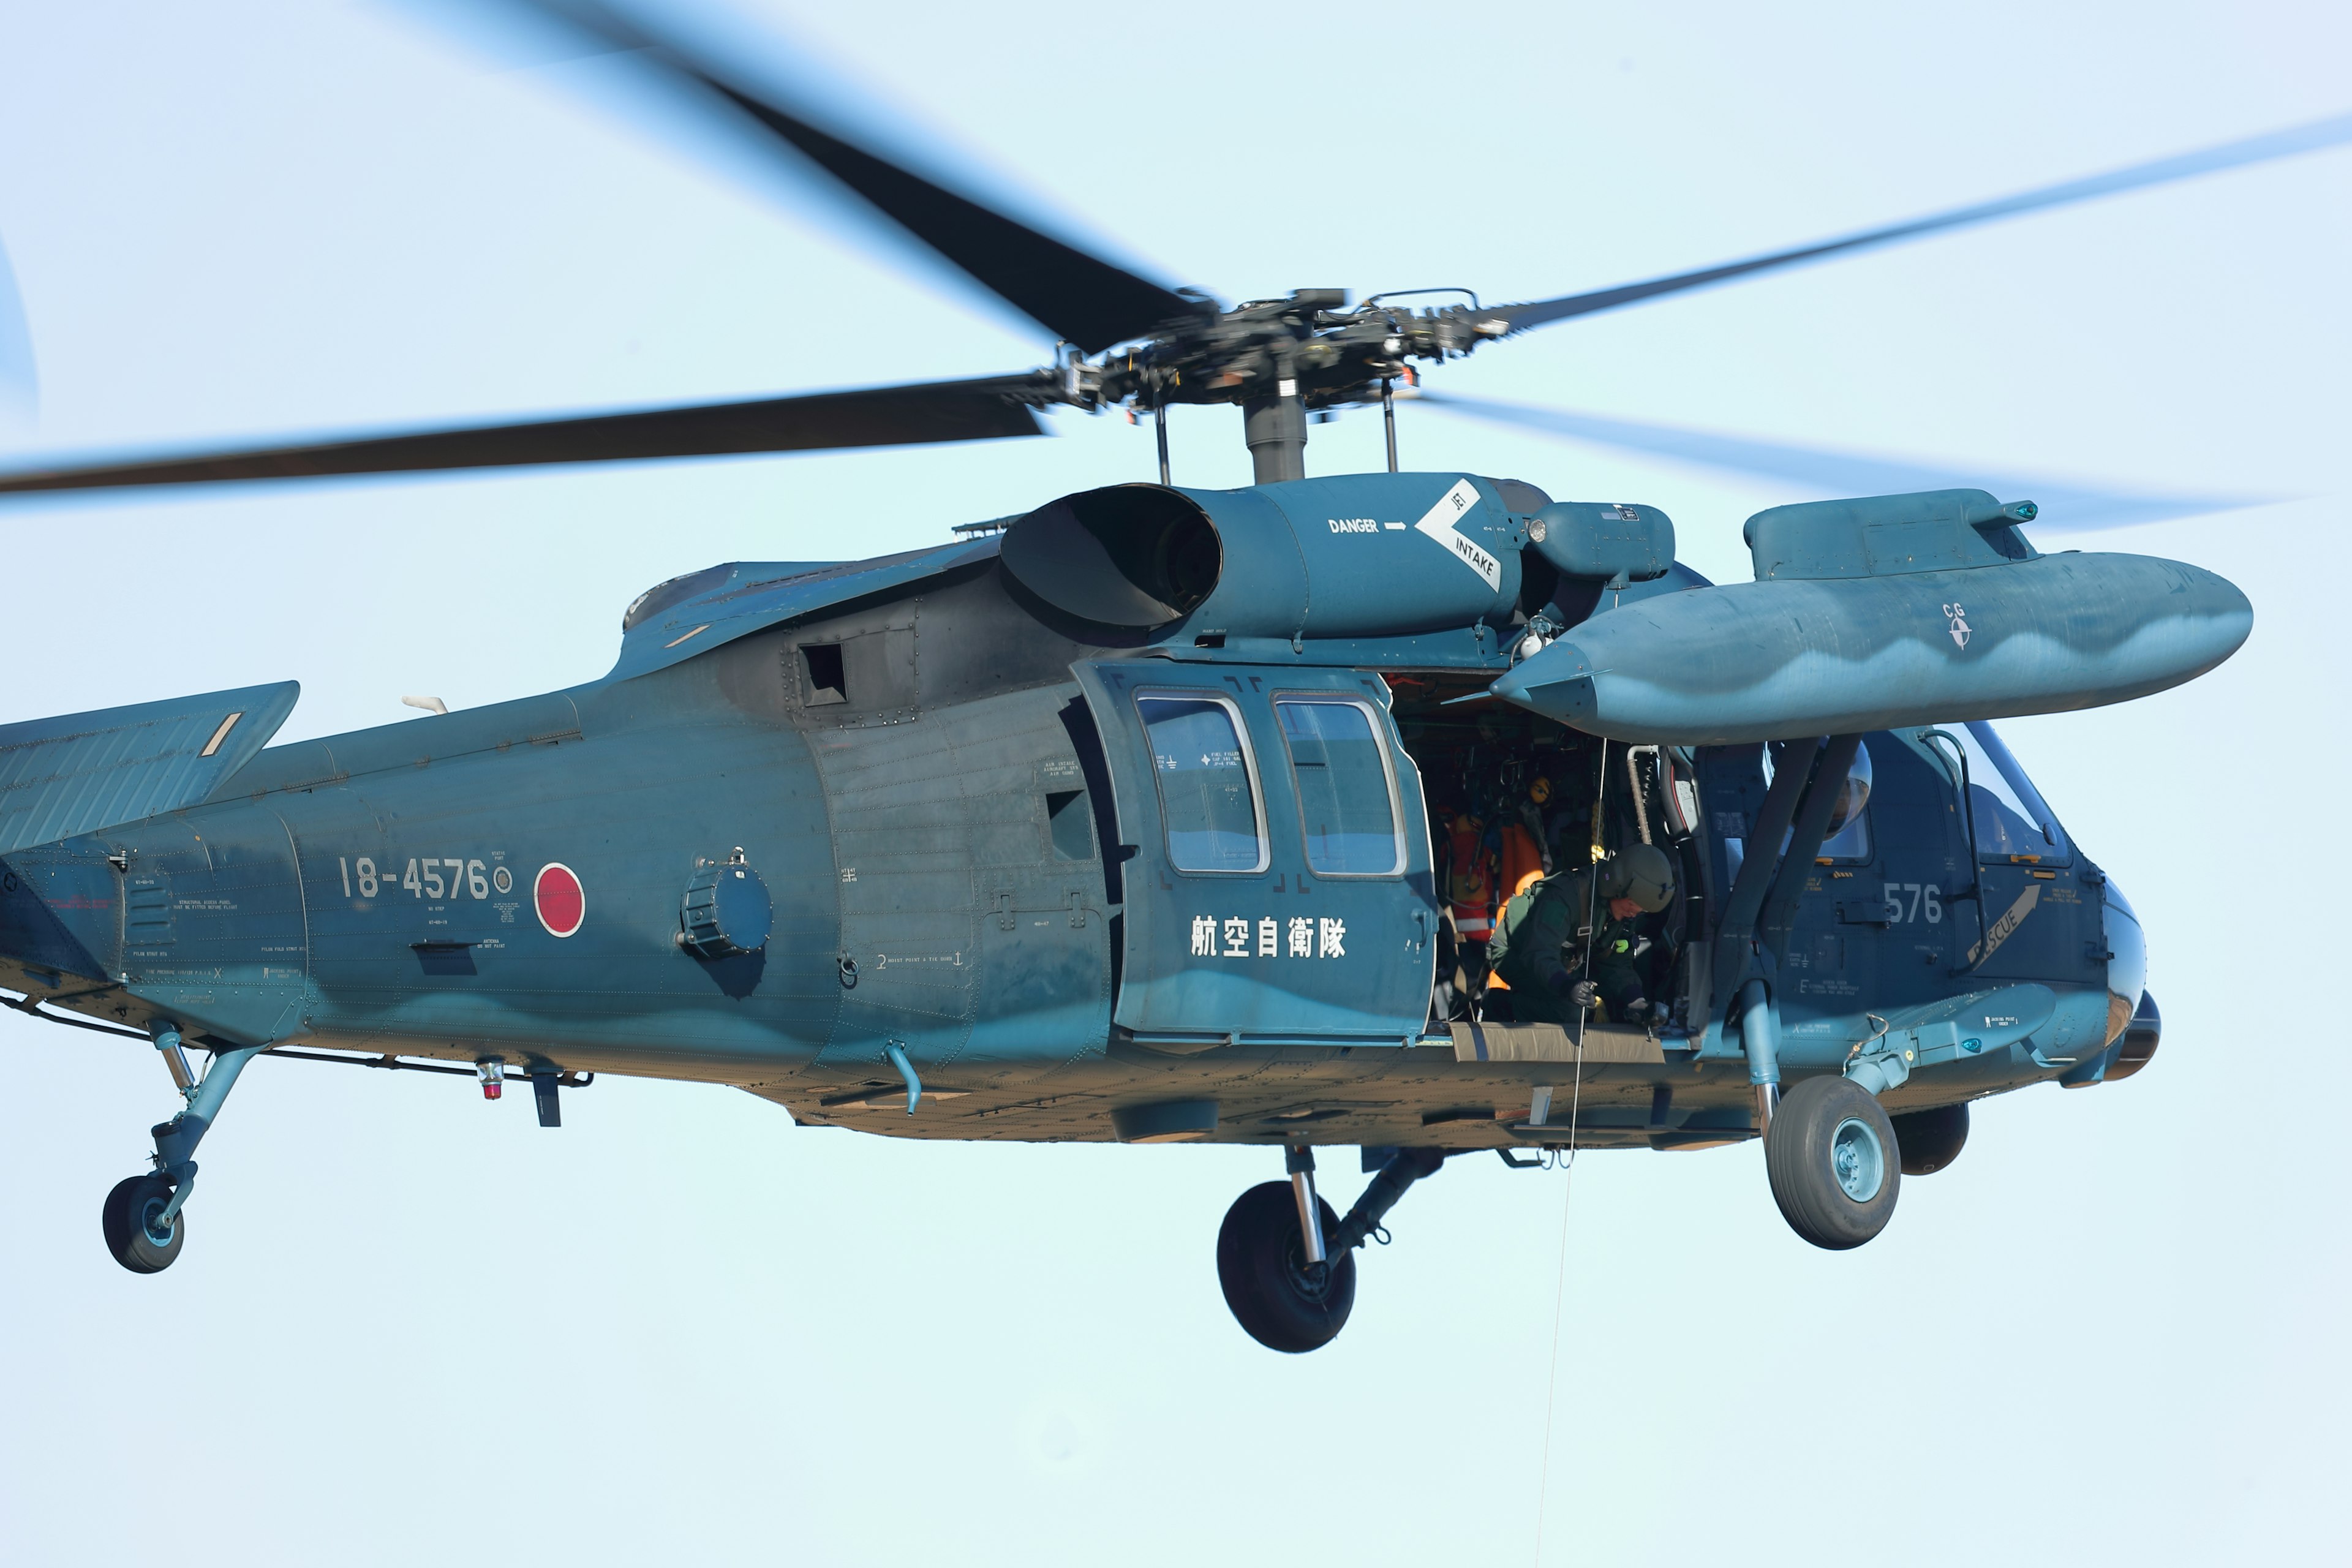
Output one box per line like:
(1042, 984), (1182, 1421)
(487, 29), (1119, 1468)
(1953, 721), (2070, 863)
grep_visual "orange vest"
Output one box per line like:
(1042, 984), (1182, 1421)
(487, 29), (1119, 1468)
(1499, 821), (1546, 903)
(1447, 815), (1494, 938)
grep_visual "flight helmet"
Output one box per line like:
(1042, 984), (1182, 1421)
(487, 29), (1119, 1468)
(1602, 843), (1677, 913)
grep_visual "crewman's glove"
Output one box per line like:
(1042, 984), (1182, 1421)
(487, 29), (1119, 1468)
(1567, 979), (1600, 1009)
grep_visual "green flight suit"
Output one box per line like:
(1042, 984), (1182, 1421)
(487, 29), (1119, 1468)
(1489, 869), (1650, 1025)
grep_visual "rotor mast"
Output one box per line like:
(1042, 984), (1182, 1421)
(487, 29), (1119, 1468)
(1112, 287), (1461, 487)
(1242, 380), (1308, 484)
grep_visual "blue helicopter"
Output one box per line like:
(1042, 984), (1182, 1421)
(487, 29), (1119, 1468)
(0, 2), (2313, 1351)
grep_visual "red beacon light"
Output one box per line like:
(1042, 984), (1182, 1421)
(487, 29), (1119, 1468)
(476, 1058), (505, 1102)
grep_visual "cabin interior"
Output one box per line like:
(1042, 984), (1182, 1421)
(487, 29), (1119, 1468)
(1382, 674), (1705, 1030)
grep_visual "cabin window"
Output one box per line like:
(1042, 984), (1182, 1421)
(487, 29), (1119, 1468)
(1046, 789), (1095, 861)
(799, 643), (846, 706)
(1136, 694), (1268, 873)
(1275, 698), (1403, 876)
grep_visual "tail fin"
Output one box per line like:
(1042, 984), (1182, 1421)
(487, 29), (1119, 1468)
(0, 681), (298, 854)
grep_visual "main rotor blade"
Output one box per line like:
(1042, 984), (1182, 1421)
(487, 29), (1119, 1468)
(1418, 390), (2271, 531)
(1486, 110), (2352, 334)
(0, 375), (1047, 496)
(472, 2), (1200, 353)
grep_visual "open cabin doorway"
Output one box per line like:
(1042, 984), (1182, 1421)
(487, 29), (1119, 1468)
(1381, 674), (1708, 1034)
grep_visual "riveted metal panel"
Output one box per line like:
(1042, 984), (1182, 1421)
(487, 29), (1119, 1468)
(809, 682), (1110, 1076)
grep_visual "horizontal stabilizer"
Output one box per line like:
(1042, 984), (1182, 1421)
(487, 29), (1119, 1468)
(0, 681), (299, 853)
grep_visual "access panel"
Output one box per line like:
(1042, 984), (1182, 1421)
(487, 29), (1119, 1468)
(1074, 660), (1434, 1045)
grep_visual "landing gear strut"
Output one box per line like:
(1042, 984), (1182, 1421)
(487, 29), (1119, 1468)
(101, 1022), (262, 1275)
(1216, 1146), (1449, 1352)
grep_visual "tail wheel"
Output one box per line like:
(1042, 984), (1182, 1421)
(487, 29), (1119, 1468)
(102, 1174), (185, 1274)
(1216, 1181), (1355, 1353)
(1765, 1076), (1901, 1250)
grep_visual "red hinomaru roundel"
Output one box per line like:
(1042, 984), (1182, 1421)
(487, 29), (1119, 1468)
(534, 862), (586, 938)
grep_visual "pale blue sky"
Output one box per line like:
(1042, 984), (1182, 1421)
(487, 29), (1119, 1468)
(0, 3), (2346, 1564)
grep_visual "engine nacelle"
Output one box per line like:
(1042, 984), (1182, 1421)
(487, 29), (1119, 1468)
(1000, 473), (1533, 639)
(998, 473), (1684, 646)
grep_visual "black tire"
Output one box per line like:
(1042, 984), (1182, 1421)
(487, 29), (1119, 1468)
(1765, 1076), (1900, 1251)
(102, 1174), (184, 1275)
(1891, 1102), (1970, 1175)
(1216, 1181), (1356, 1353)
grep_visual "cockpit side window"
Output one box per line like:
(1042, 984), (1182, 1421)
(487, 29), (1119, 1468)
(1955, 721), (2070, 863)
(1747, 738), (1875, 869)
(1819, 802), (1872, 862)
(1901, 722), (2073, 865)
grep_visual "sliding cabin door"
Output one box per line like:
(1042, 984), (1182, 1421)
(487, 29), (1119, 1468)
(1072, 662), (1435, 1046)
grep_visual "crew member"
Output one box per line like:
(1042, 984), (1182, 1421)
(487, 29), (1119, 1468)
(1488, 843), (1676, 1026)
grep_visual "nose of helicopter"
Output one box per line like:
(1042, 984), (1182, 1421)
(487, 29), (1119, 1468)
(2100, 878), (2149, 1057)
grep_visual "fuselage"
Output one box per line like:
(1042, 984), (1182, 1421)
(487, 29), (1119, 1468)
(4, 510), (2154, 1147)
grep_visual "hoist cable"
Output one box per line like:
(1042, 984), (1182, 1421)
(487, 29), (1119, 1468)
(1536, 737), (1608, 1561)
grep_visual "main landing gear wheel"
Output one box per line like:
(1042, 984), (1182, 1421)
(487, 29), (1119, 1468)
(1217, 1181), (1355, 1353)
(102, 1174), (184, 1275)
(1765, 1076), (1901, 1251)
